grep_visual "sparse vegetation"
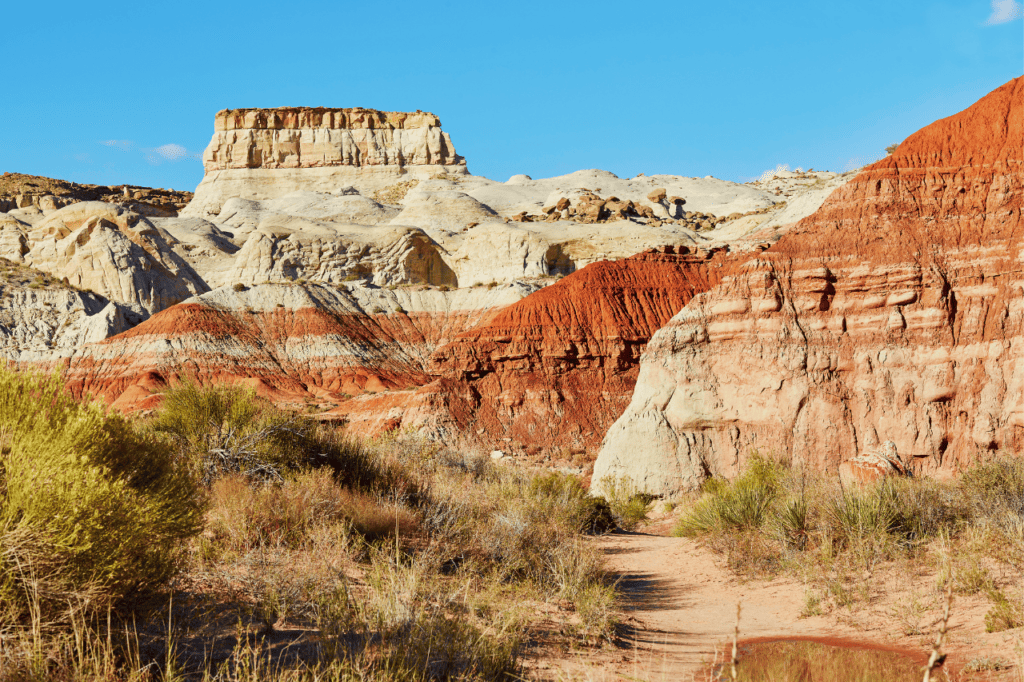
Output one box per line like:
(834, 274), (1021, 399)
(0, 378), (622, 681)
(370, 179), (419, 205)
(232, 283), (247, 292)
(672, 450), (1024, 628)
(599, 476), (651, 531)
(886, 142), (900, 155)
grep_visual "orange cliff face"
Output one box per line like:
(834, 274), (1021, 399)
(327, 248), (741, 459)
(594, 76), (1024, 496)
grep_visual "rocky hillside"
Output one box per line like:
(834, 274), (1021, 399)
(594, 76), (1024, 495)
(2, 104), (886, 468)
(0, 257), (135, 362)
(0, 172), (192, 216)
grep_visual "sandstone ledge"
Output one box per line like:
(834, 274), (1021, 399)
(215, 108), (442, 132)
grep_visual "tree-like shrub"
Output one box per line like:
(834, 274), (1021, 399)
(0, 368), (203, 618)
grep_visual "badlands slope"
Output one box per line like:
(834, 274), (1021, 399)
(594, 75), (1024, 494)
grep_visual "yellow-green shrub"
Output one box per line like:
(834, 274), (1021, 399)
(0, 368), (203, 617)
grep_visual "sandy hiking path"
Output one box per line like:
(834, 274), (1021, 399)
(594, 530), (857, 678)
(534, 524), (1017, 681)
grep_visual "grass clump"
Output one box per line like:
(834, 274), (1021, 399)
(597, 476), (652, 531)
(673, 450), (1024, 622)
(675, 454), (784, 536)
(0, 368), (202, 620)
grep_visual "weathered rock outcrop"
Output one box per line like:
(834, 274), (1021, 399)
(62, 282), (540, 411)
(22, 203), (209, 316)
(327, 248), (737, 457)
(0, 172), (193, 217)
(0, 258), (136, 363)
(226, 220), (456, 287)
(594, 77), (1024, 495)
(183, 108), (467, 218)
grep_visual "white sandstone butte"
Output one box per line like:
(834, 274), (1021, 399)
(183, 107), (467, 219)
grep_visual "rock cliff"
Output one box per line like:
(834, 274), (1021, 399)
(594, 76), (1024, 495)
(184, 108), (466, 218)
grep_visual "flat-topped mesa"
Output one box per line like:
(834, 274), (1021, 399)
(183, 107), (466, 218)
(203, 106), (462, 171)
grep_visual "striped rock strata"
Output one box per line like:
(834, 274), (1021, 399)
(594, 77), (1024, 495)
(61, 282), (540, 411)
(183, 107), (466, 219)
(327, 248), (738, 459)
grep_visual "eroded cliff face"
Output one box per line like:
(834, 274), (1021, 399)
(594, 76), (1024, 495)
(185, 107), (466, 218)
(325, 248), (738, 458)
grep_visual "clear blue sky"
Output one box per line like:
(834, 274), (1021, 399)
(2, 1), (1021, 192)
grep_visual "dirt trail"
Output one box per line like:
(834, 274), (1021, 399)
(595, 530), (854, 678)
(532, 525), (1017, 680)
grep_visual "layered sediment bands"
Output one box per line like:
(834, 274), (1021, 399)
(204, 107), (462, 171)
(594, 77), (1024, 496)
(63, 283), (539, 411)
(412, 249), (737, 456)
(185, 107), (466, 218)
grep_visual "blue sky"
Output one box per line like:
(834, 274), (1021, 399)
(2, 1), (1021, 192)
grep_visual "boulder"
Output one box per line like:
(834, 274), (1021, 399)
(838, 441), (908, 487)
(647, 188), (667, 203)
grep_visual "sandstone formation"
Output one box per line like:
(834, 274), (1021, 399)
(3, 103), (870, 466)
(838, 441), (908, 488)
(183, 108), (467, 218)
(594, 77), (1023, 496)
(0, 258), (135, 363)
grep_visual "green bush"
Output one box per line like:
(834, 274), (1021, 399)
(674, 454), (784, 536)
(527, 472), (615, 535)
(0, 368), (203, 617)
(599, 476), (652, 531)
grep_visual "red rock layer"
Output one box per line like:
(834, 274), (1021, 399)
(63, 303), (492, 412)
(416, 249), (736, 457)
(595, 77), (1024, 494)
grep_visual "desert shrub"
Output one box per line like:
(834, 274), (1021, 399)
(599, 476), (652, 531)
(0, 368), (202, 618)
(153, 383), (409, 496)
(527, 471), (615, 534)
(984, 587), (1024, 633)
(231, 282), (246, 292)
(153, 381), (298, 483)
(206, 470), (416, 552)
(960, 455), (1024, 521)
(323, 546), (522, 680)
(674, 454), (785, 536)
